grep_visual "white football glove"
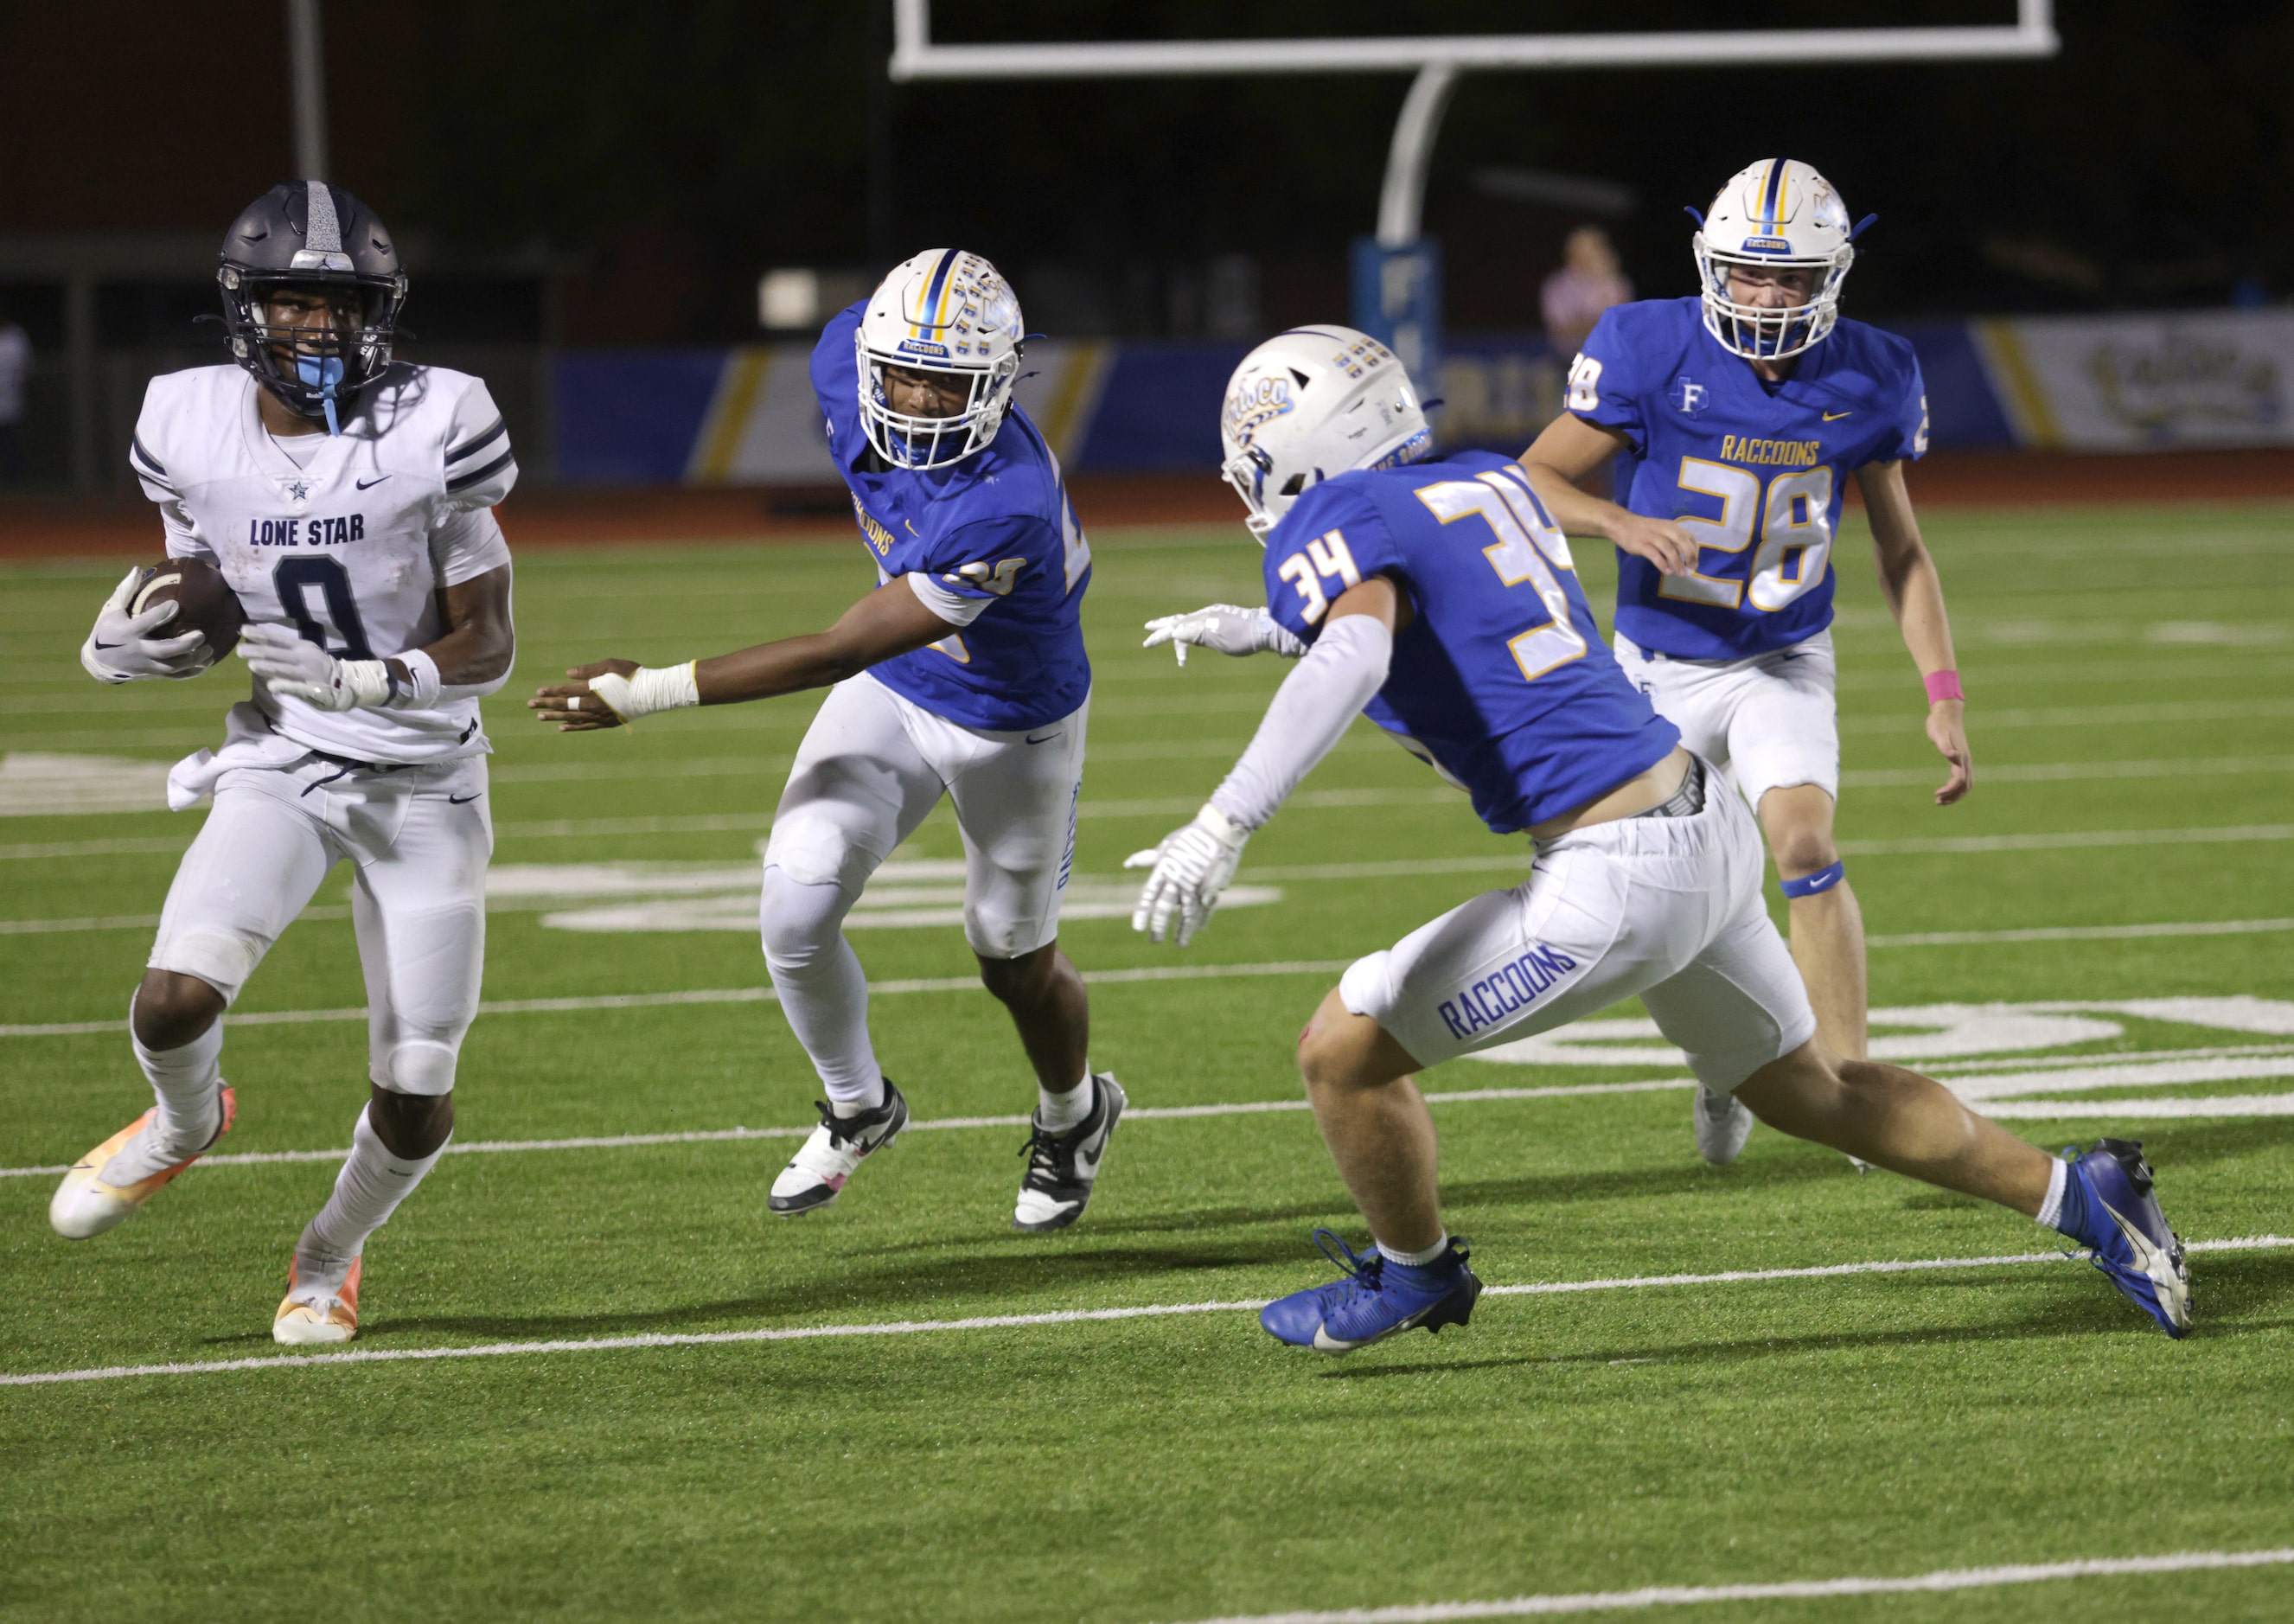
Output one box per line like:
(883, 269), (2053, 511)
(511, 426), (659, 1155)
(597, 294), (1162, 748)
(238, 622), (394, 712)
(80, 567), (209, 684)
(1125, 803), (1250, 947)
(1141, 604), (1307, 667)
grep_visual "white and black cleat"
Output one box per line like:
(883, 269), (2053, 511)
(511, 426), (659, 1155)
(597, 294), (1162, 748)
(1013, 1072), (1126, 1232)
(1692, 1082), (1754, 1166)
(769, 1079), (909, 1217)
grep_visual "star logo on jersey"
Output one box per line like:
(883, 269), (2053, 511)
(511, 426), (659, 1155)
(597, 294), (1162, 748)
(1669, 375), (1708, 417)
(283, 477), (312, 502)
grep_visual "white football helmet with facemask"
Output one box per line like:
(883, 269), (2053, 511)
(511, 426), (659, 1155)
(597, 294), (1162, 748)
(1693, 159), (1863, 362)
(1219, 326), (1431, 543)
(855, 248), (1025, 470)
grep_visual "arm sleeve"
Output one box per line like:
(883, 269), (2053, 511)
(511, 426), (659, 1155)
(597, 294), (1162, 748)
(442, 378), (519, 511)
(428, 504), (513, 586)
(1208, 615), (1394, 832)
(1566, 306), (1650, 452)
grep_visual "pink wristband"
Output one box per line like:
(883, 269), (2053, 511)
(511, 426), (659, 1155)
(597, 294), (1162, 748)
(1923, 669), (1964, 704)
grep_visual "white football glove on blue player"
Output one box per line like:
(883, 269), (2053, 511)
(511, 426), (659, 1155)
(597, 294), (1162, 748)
(238, 623), (399, 712)
(1126, 803), (1250, 947)
(1141, 604), (1307, 667)
(80, 568), (209, 684)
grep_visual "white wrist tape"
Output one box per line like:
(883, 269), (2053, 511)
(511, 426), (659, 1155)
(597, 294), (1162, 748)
(336, 660), (397, 710)
(388, 649), (444, 709)
(589, 661), (700, 722)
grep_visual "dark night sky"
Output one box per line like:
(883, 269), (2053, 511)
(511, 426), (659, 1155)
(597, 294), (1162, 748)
(4, 1), (2290, 342)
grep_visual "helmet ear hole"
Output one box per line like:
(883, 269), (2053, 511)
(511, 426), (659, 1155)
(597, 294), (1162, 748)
(1278, 472), (1307, 497)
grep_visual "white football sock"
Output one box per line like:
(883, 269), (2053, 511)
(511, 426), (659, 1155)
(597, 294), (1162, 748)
(1037, 1072), (1094, 1133)
(102, 1008), (224, 1182)
(2035, 1157), (2070, 1230)
(292, 1103), (447, 1297)
(1378, 1233), (1450, 1268)
(761, 866), (884, 1113)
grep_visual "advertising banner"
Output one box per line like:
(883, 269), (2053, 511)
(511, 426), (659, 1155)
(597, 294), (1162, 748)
(1973, 311), (2294, 451)
(549, 310), (2294, 484)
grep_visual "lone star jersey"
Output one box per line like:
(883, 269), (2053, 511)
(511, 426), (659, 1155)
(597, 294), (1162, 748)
(1263, 451), (1679, 834)
(1569, 296), (1928, 660)
(131, 363), (516, 765)
(812, 303), (1092, 732)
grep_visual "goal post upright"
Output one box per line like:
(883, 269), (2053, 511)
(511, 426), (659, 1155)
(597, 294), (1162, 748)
(885, 1), (2059, 393)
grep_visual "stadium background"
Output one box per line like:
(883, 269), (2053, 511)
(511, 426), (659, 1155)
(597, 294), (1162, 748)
(6, 0), (2294, 527)
(4, 6), (2294, 1622)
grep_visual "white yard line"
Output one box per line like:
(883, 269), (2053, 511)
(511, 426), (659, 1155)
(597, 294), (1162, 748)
(1866, 918), (2294, 947)
(0, 834), (194, 861)
(0, 957), (1356, 1038)
(1838, 697), (2294, 734)
(1245, 820), (2293, 876)
(10, 1055), (2281, 1180)
(1837, 754), (2294, 789)
(7, 901), (2291, 946)
(1983, 1094), (2294, 1120)
(1838, 825), (2291, 856)
(1, 1237), (2283, 1390)
(0, 1076), (1698, 1179)
(1165, 1548), (2294, 1623)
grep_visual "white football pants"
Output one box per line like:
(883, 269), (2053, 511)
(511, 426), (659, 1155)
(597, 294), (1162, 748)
(1339, 758), (1817, 1090)
(148, 751), (491, 1096)
(759, 673), (1087, 1100)
(1612, 630), (1839, 809)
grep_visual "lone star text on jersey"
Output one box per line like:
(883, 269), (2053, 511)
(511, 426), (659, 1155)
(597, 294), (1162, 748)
(248, 514), (368, 547)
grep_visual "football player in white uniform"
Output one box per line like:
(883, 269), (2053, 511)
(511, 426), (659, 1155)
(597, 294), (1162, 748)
(51, 182), (519, 1347)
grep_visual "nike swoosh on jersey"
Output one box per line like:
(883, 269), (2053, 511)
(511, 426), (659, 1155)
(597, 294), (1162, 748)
(1823, 411), (1853, 421)
(355, 475), (393, 489)
(447, 793), (482, 804)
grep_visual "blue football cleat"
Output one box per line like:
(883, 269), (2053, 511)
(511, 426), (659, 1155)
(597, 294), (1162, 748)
(2056, 1139), (2191, 1338)
(1260, 1229), (1482, 1353)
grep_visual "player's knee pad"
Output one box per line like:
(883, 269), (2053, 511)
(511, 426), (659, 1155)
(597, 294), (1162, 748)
(759, 865), (857, 969)
(761, 809), (885, 894)
(1780, 860), (1846, 900)
(375, 1038), (459, 1097)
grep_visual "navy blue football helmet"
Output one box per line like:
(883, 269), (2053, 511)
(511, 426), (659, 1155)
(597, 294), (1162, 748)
(218, 181), (406, 432)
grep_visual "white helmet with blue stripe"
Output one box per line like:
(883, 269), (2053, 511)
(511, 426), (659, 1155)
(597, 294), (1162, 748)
(1692, 159), (1860, 361)
(856, 248), (1025, 470)
(1218, 325), (1432, 543)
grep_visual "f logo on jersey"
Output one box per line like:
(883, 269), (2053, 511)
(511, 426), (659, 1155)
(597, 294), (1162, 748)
(1670, 376), (1708, 417)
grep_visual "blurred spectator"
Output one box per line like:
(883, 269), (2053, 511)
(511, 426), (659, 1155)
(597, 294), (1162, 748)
(1541, 227), (1633, 360)
(0, 314), (28, 483)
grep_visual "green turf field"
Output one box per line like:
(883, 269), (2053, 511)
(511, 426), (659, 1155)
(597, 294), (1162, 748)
(3, 502), (2291, 1622)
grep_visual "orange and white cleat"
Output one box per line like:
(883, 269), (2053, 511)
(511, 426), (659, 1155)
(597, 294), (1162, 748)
(48, 1087), (236, 1240)
(273, 1257), (361, 1346)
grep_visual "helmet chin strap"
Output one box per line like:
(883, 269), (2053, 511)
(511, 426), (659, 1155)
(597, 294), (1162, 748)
(296, 354), (347, 435)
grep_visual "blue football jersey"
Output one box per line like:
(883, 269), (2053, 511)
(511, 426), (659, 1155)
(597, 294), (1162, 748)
(1262, 451), (1680, 834)
(1569, 297), (1929, 660)
(811, 303), (1093, 732)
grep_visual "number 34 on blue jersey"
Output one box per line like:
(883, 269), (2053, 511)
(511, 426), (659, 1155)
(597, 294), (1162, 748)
(1257, 449), (1679, 835)
(1270, 461), (1588, 684)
